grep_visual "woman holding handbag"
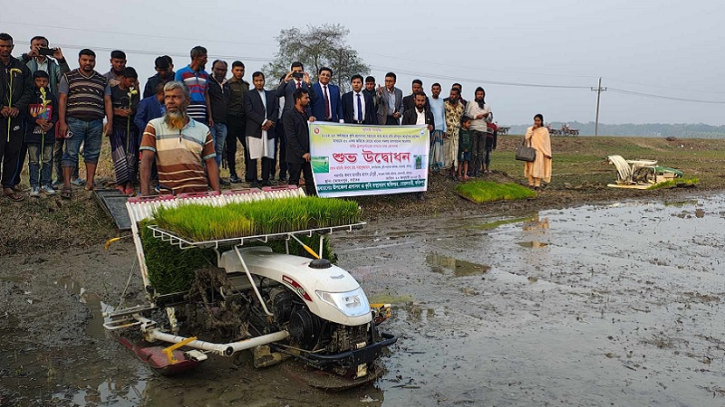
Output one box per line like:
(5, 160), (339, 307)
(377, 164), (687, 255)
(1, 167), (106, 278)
(524, 114), (552, 190)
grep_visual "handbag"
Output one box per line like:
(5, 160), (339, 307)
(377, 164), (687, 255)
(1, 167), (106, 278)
(515, 138), (536, 162)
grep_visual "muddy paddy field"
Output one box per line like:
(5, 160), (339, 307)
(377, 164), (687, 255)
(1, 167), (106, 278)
(2, 190), (725, 407)
(2, 135), (725, 406)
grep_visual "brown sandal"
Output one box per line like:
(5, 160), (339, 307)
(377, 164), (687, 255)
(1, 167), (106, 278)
(60, 186), (72, 200)
(3, 188), (24, 202)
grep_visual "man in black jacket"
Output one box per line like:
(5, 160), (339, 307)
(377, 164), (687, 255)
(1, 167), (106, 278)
(402, 91), (435, 132)
(226, 60), (249, 183)
(342, 74), (377, 125)
(401, 91), (433, 201)
(243, 72), (278, 187)
(208, 60), (230, 184)
(282, 88), (316, 196)
(142, 56), (174, 98)
(0, 33), (33, 201)
(402, 79), (430, 113)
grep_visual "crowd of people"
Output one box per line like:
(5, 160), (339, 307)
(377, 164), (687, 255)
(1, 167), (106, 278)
(0, 32), (551, 201)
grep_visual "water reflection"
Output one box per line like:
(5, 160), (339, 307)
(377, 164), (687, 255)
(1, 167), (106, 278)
(521, 215), (550, 249)
(426, 253), (491, 277)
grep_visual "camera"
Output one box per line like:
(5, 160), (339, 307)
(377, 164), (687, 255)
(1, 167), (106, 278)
(38, 47), (55, 56)
(292, 71), (303, 80)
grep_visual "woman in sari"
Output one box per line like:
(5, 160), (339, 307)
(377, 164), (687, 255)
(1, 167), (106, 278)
(524, 114), (552, 190)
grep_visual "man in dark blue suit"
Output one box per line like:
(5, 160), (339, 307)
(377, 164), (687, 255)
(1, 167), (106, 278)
(134, 82), (166, 190)
(275, 61), (316, 182)
(342, 75), (377, 125)
(311, 67), (343, 123)
(244, 71), (279, 187)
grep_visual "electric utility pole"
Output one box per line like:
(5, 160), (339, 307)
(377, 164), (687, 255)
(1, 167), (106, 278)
(591, 77), (607, 136)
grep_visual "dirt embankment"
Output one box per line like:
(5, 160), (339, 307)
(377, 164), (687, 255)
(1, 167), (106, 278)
(1, 135), (721, 257)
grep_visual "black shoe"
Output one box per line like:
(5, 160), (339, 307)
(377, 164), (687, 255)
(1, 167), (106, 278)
(278, 176), (287, 182)
(220, 178), (231, 186)
(262, 180), (271, 187)
(229, 175), (242, 183)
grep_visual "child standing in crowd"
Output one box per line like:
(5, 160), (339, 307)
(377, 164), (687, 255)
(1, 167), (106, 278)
(457, 116), (473, 181)
(25, 70), (58, 196)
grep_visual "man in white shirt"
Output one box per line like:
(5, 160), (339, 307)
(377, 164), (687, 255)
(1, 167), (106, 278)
(429, 83), (446, 172)
(243, 72), (279, 187)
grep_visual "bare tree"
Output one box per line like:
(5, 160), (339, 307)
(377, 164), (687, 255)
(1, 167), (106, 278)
(263, 24), (369, 93)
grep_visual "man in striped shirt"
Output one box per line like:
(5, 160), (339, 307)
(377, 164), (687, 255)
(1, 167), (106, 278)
(139, 81), (219, 195)
(174, 46), (212, 126)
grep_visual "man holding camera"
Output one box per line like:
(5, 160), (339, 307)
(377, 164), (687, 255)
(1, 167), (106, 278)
(275, 61), (316, 182)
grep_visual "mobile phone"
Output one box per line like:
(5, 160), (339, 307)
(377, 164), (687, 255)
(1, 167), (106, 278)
(292, 72), (303, 80)
(38, 47), (55, 56)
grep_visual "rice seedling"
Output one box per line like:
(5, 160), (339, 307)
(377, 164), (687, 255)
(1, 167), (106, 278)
(648, 177), (699, 190)
(139, 215), (338, 295)
(139, 219), (218, 294)
(151, 196), (360, 242)
(455, 181), (537, 204)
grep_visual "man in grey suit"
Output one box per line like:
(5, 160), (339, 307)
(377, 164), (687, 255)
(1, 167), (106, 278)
(275, 61), (316, 182)
(244, 71), (279, 187)
(376, 72), (403, 125)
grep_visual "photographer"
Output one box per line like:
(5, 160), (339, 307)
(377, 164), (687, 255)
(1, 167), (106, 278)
(275, 61), (316, 183)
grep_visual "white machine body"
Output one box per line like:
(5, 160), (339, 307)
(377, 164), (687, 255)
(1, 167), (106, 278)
(220, 247), (373, 326)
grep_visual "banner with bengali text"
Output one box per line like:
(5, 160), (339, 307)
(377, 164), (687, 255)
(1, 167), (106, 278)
(308, 122), (430, 197)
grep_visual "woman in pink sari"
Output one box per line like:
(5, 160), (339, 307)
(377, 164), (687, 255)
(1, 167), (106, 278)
(524, 114), (552, 190)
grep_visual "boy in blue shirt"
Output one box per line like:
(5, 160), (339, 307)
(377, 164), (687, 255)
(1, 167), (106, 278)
(457, 116), (473, 181)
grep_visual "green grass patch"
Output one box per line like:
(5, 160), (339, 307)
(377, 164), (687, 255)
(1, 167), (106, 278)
(153, 196), (360, 242)
(648, 178), (700, 190)
(455, 181), (536, 204)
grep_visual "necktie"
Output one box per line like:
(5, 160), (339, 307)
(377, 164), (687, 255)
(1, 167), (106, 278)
(323, 85), (331, 119)
(296, 81), (301, 89)
(356, 93), (363, 122)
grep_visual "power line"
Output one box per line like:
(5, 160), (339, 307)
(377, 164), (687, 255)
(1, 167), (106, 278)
(0, 20), (275, 48)
(368, 65), (591, 89)
(605, 77), (725, 95)
(608, 88), (725, 104)
(13, 33), (725, 106)
(364, 51), (600, 80)
(17, 41), (273, 64)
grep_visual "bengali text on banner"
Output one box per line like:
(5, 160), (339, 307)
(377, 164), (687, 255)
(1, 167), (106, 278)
(308, 122), (430, 197)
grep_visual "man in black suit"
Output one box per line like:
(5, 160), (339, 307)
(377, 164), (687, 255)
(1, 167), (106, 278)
(363, 76), (378, 111)
(402, 91), (435, 131)
(275, 61), (316, 182)
(402, 79), (430, 113)
(342, 75), (377, 125)
(244, 71), (279, 187)
(402, 91), (434, 201)
(282, 88), (317, 196)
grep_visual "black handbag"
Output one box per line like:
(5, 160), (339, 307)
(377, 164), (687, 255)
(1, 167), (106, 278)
(515, 138), (536, 162)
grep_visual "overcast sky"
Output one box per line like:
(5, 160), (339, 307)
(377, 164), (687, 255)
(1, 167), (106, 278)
(3, 0), (725, 126)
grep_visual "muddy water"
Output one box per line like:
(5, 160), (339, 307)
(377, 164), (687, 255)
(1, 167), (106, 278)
(2, 194), (725, 406)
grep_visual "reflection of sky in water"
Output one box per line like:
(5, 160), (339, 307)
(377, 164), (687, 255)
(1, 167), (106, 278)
(54, 366), (148, 406)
